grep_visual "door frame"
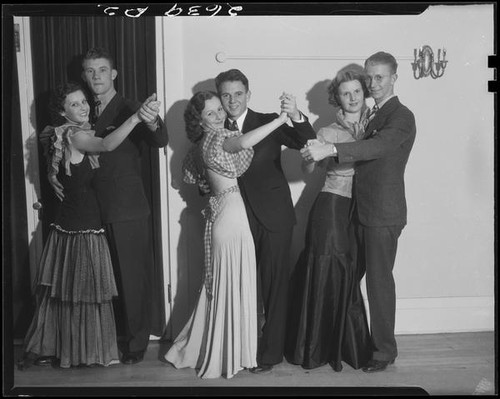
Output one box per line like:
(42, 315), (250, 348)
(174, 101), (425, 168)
(14, 16), (43, 292)
(154, 17), (173, 339)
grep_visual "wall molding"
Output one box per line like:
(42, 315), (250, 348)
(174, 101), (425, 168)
(215, 51), (414, 63)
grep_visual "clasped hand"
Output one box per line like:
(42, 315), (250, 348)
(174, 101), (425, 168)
(138, 93), (161, 126)
(279, 92), (300, 121)
(300, 139), (329, 163)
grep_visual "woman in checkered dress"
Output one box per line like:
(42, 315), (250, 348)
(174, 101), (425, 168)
(165, 91), (288, 379)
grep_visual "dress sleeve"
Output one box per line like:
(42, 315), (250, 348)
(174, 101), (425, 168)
(202, 128), (254, 178)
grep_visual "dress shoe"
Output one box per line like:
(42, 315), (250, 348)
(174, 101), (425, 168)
(250, 364), (273, 374)
(34, 356), (57, 366)
(362, 359), (395, 373)
(121, 351), (145, 365)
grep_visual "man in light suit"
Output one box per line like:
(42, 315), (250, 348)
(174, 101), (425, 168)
(301, 51), (416, 373)
(215, 69), (316, 373)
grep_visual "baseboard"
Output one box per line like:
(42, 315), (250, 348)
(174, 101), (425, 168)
(363, 296), (495, 335)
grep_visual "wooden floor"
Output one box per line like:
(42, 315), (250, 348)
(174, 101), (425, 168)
(6, 331), (497, 396)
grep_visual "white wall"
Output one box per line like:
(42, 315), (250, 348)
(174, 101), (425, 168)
(158, 4), (495, 338)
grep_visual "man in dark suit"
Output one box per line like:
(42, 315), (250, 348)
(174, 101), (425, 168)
(215, 69), (316, 374)
(47, 48), (167, 366)
(79, 47), (168, 365)
(301, 52), (416, 373)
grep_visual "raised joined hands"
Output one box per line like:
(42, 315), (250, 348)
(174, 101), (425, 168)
(279, 92), (301, 121)
(138, 93), (161, 126)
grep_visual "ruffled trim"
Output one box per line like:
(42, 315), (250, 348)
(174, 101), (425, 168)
(335, 106), (370, 140)
(41, 122), (100, 177)
(38, 226), (117, 303)
(51, 223), (105, 235)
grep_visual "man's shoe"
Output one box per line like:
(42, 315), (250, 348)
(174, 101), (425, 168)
(362, 359), (395, 373)
(250, 364), (273, 374)
(34, 356), (57, 366)
(121, 351), (144, 365)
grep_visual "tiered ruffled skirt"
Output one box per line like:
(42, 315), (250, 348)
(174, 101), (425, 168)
(23, 225), (119, 368)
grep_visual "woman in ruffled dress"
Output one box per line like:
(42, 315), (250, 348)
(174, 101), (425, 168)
(19, 82), (156, 369)
(165, 91), (289, 379)
(285, 65), (373, 371)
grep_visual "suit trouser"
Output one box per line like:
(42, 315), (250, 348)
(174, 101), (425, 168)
(105, 217), (153, 354)
(246, 210), (293, 366)
(355, 223), (404, 362)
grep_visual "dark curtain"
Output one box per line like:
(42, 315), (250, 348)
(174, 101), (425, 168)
(20, 16), (166, 337)
(4, 17), (35, 343)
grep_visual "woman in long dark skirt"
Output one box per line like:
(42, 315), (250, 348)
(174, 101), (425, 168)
(285, 64), (373, 372)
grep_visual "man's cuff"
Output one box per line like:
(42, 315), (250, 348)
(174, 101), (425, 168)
(146, 117), (160, 130)
(330, 143), (339, 162)
(291, 111), (305, 123)
(329, 143), (337, 156)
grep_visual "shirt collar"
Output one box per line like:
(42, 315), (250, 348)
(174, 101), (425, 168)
(95, 90), (117, 113)
(230, 108), (248, 131)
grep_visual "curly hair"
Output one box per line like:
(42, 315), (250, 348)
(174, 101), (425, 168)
(327, 64), (370, 108)
(82, 47), (116, 69)
(48, 82), (87, 126)
(184, 91), (219, 143)
(214, 69), (249, 94)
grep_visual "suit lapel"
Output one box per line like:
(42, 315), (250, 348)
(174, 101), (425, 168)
(95, 94), (122, 137)
(241, 108), (259, 134)
(365, 96), (400, 138)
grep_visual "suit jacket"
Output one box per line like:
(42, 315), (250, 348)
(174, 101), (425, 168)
(238, 108), (316, 232)
(92, 94), (169, 223)
(335, 96), (416, 227)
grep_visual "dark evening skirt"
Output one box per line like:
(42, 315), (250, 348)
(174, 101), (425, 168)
(22, 225), (119, 368)
(285, 192), (372, 371)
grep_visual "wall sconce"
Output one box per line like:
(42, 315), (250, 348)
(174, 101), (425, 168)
(412, 45), (448, 79)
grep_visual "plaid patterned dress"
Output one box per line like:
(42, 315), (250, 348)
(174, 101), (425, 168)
(166, 127), (258, 379)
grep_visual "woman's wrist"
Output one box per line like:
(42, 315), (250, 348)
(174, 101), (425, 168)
(131, 114), (141, 124)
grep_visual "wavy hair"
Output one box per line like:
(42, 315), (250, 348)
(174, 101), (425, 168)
(327, 63), (370, 108)
(214, 69), (249, 94)
(48, 82), (86, 126)
(184, 91), (219, 143)
(82, 47), (116, 69)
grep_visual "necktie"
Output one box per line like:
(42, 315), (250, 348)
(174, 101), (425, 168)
(227, 119), (238, 131)
(91, 100), (101, 125)
(368, 105), (378, 122)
